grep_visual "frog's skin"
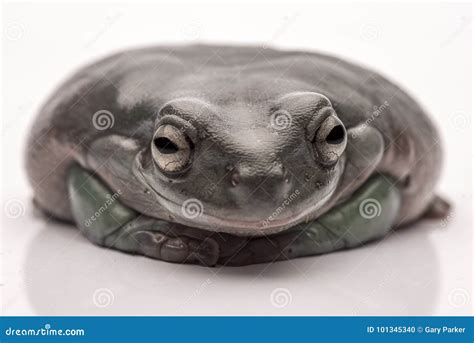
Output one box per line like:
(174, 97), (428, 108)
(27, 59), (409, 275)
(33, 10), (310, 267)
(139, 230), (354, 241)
(25, 45), (449, 266)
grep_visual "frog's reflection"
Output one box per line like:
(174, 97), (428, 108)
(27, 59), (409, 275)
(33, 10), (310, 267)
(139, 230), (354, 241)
(24, 220), (439, 315)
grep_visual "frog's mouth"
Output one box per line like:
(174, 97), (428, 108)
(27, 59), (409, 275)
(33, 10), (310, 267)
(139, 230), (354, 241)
(136, 167), (337, 236)
(173, 196), (335, 236)
(148, 189), (333, 236)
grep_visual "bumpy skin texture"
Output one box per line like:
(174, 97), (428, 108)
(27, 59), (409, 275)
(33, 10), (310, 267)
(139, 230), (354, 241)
(26, 45), (446, 265)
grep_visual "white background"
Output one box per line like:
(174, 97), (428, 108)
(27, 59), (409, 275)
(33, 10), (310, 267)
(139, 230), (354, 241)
(1, 1), (472, 315)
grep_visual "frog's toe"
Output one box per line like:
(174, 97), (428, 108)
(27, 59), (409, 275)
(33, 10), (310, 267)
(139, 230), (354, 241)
(131, 230), (218, 266)
(187, 237), (220, 267)
(422, 195), (451, 219)
(131, 230), (186, 262)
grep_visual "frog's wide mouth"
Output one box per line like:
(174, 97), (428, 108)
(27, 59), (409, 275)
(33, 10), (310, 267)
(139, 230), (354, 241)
(138, 177), (335, 237)
(134, 152), (338, 236)
(173, 206), (318, 236)
(164, 185), (336, 236)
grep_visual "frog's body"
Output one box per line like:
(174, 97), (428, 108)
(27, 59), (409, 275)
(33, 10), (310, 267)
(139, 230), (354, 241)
(25, 45), (449, 266)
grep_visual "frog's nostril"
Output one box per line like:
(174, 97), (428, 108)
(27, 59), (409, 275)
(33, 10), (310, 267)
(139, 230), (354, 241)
(230, 162), (286, 188)
(231, 172), (240, 187)
(227, 162), (293, 210)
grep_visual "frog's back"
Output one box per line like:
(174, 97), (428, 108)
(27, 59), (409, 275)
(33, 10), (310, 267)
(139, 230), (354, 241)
(25, 45), (441, 224)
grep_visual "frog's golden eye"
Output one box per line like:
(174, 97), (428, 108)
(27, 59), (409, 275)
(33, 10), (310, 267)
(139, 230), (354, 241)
(313, 115), (347, 165)
(152, 124), (193, 174)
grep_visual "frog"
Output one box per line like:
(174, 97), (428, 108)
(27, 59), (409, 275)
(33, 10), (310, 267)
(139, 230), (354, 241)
(25, 45), (450, 266)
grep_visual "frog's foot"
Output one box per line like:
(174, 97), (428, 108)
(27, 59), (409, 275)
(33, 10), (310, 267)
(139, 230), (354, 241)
(222, 174), (401, 266)
(422, 195), (451, 219)
(124, 226), (219, 266)
(67, 164), (219, 266)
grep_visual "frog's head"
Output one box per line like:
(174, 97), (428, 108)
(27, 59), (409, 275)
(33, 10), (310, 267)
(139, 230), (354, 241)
(136, 91), (347, 236)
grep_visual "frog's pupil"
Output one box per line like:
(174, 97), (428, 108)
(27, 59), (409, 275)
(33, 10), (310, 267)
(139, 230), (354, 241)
(325, 125), (345, 145)
(155, 137), (179, 154)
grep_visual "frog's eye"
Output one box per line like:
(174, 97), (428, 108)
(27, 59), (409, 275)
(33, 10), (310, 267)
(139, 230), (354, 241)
(152, 124), (193, 174)
(312, 115), (347, 165)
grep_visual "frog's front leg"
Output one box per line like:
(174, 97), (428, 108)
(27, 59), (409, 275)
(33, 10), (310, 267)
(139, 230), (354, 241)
(67, 164), (219, 266)
(221, 175), (401, 266)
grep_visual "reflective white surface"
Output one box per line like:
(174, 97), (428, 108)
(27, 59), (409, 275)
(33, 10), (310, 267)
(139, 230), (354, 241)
(2, 196), (472, 315)
(2, 1), (472, 315)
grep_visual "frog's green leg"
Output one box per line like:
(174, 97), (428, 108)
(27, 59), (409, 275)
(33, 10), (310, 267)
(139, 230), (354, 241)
(67, 164), (219, 266)
(221, 175), (401, 266)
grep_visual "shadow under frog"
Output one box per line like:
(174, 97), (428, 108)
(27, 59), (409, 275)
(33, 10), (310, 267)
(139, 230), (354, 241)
(23, 218), (440, 315)
(25, 45), (450, 266)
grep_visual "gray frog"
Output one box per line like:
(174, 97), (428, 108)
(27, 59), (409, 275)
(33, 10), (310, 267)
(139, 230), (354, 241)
(25, 45), (450, 266)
